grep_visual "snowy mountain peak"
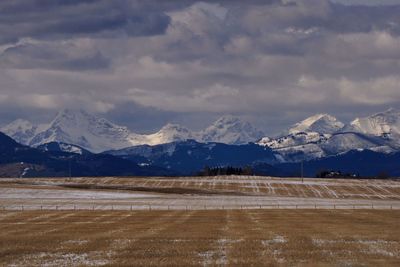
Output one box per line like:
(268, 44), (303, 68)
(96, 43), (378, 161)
(29, 109), (136, 153)
(9, 109), (267, 152)
(201, 115), (264, 144)
(146, 123), (194, 145)
(2, 119), (35, 133)
(289, 113), (344, 134)
(1, 119), (39, 145)
(350, 108), (400, 137)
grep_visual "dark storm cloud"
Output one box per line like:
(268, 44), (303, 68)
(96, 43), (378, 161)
(0, 43), (110, 70)
(0, 0), (171, 44)
(327, 4), (400, 35)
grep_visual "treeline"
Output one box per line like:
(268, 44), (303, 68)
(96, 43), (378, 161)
(316, 170), (359, 178)
(316, 170), (391, 179)
(197, 166), (254, 176)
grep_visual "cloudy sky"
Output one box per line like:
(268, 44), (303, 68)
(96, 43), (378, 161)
(1, 0), (400, 135)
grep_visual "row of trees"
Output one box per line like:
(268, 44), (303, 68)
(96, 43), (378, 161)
(316, 170), (390, 179)
(197, 166), (254, 176)
(316, 170), (360, 178)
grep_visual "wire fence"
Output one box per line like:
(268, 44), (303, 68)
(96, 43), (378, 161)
(1, 204), (399, 211)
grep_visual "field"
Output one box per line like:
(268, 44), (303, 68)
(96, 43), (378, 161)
(1, 176), (400, 210)
(0, 210), (399, 266)
(6, 176), (400, 200)
(1, 176), (400, 266)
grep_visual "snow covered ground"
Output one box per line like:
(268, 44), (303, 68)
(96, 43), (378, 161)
(1, 176), (400, 210)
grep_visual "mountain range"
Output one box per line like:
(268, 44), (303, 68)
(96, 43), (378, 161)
(1, 109), (265, 153)
(257, 109), (400, 162)
(2, 107), (400, 177)
(0, 132), (173, 178)
(105, 140), (276, 175)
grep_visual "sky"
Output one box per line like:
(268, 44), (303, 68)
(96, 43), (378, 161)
(1, 0), (400, 135)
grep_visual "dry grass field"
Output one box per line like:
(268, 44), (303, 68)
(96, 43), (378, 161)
(1, 177), (400, 266)
(1, 176), (400, 210)
(4, 176), (400, 200)
(0, 210), (399, 266)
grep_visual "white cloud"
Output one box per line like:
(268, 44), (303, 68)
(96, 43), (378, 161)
(127, 83), (241, 112)
(323, 31), (400, 60)
(193, 83), (239, 100)
(16, 94), (60, 109)
(339, 76), (400, 105)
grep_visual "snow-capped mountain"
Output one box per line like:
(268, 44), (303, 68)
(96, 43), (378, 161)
(145, 123), (195, 146)
(258, 131), (330, 161)
(28, 109), (148, 153)
(200, 115), (264, 145)
(7, 108), (400, 161)
(321, 132), (390, 155)
(7, 109), (263, 153)
(37, 141), (90, 155)
(258, 114), (345, 161)
(288, 114), (344, 134)
(1, 119), (40, 145)
(257, 112), (399, 162)
(258, 131), (330, 149)
(349, 108), (400, 139)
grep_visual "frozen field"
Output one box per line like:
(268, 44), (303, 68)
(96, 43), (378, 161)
(0, 176), (400, 210)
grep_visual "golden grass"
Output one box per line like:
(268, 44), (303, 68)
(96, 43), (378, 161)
(0, 210), (399, 266)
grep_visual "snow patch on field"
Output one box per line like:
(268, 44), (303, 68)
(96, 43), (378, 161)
(312, 239), (400, 258)
(261, 236), (287, 263)
(198, 251), (215, 266)
(9, 252), (109, 267)
(0, 187), (158, 199)
(261, 235), (287, 245)
(198, 239), (242, 266)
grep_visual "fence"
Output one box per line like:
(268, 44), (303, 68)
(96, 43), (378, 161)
(1, 204), (399, 211)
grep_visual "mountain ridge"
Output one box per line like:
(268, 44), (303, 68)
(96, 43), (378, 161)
(3, 108), (400, 162)
(2, 110), (264, 152)
(257, 108), (400, 162)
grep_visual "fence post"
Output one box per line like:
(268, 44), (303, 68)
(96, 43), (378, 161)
(149, 205), (151, 211)
(315, 204), (317, 209)
(56, 205), (58, 211)
(334, 205), (336, 209)
(74, 205), (76, 211)
(111, 205), (114, 211)
(21, 205), (24, 211)
(131, 205), (133, 211)
(372, 204), (374, 209)
(391, 205), (393, 210)
(296, 205), (298, 209)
